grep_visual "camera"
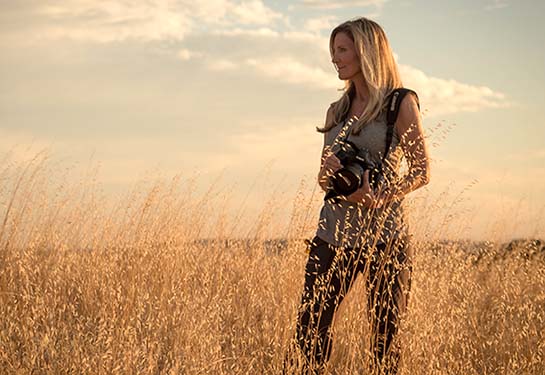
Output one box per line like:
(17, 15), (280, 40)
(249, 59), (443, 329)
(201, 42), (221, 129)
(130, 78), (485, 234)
(324, 140), (384, 201)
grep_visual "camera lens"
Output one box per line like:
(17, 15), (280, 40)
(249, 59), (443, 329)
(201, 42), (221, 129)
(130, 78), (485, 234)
(331, 167), (362, 195)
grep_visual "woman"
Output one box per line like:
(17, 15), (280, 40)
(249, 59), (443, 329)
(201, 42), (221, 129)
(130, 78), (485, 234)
(287, 17), (430, 374)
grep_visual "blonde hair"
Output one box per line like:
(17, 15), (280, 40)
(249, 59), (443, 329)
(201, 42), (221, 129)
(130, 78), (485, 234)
(318, 17), (403, 135)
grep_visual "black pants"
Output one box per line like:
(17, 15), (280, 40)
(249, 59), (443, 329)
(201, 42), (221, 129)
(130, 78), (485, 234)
(286, 235), (413, 374)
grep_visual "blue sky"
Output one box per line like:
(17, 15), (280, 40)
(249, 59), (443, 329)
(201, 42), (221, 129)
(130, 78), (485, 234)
(1, 0), (544, 240)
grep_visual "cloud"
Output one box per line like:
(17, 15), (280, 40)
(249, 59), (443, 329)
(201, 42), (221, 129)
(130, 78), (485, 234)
(189, 45), (509, 116)
(212, 27), (280, 38)
(228, 0), (284, 25)
(400, 64), (510, 117)
(188, 52), (336, 88)
(300, 0), (387, 10)
(244, 57), (337, 89)
(207, 59), (239, 71)
(303, 16), (340, 34)
(485, 0), (509, 10)
(177, 48), (203, 61)
(175, 29), (509, 117)
(34, 1), (195, 43)
(3, 0), (511, 118)
(176, 23), (510, 117)
(13, 0), (285, 43)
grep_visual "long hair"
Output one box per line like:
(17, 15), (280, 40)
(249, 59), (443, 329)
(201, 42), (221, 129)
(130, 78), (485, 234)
(317, 17), (403, 135)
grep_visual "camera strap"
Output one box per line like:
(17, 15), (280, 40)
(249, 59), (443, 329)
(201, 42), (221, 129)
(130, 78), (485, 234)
(384, 88), (420, 162)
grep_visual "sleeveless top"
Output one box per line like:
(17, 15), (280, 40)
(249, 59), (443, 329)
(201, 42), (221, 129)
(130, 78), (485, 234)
(315, 109), (409, 249)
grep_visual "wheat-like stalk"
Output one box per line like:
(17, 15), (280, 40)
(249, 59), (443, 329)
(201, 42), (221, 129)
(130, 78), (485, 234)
(0, 151), (543, 374)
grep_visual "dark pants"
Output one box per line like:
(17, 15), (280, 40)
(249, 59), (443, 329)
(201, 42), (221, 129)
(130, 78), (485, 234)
(286, 235), (413, 374)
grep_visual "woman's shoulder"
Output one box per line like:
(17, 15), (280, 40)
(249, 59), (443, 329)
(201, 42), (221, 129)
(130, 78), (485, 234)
(396, 90), (420, 124)
(378, 88), (420, 123)
(389, 88), (419, 111)
(325, 101), (342, 128)
(382, 88), (419, 108)
(391, 89), (421, 139)
(327, 100), (340, 116)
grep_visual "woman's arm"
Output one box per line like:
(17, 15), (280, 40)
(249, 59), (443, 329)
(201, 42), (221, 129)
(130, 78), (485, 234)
(345, 93), (430, 207)
(389, 92), (431, 199)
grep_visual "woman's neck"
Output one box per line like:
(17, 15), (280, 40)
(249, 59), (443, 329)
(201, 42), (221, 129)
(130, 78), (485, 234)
(351, 75), (369, 104)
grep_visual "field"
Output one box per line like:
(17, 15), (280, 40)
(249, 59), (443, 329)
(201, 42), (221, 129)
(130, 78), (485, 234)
(1, 154), (544, 374)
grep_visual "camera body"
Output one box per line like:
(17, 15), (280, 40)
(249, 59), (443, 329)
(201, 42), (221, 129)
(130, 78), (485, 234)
(324, 140), (384, 201)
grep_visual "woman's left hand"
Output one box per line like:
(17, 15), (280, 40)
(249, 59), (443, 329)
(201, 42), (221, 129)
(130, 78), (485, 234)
(344, 170), (386, 208)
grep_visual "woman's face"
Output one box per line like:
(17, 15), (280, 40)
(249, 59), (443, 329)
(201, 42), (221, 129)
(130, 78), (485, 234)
(331, 31), (362, 81)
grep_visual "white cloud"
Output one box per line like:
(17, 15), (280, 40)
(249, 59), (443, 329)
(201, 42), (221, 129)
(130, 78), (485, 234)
(400, 64), (510, 117)
(303, 16), (340, 34)
(35, 1), (195, 43)
(194, 48), (509, 117)
(183, 27), (509, 117)
(191, 25), (509, 117)
(3, 0), (511, 118)
(177, 48), (203, 61)
(212, 27), (280, 38)
(207, 59), (239, 71)
(228, 0), (284, 25)
(244, 57), (338, 89)
(485, 0), (509, 10)
(24, 0), (285, 43)
(300, 0), (387, 10)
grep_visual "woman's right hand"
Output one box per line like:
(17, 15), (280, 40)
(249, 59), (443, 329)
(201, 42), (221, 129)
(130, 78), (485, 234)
(318, 148), (342, 191)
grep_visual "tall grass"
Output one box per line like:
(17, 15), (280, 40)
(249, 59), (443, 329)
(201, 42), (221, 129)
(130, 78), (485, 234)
(1, 152), (544, 374)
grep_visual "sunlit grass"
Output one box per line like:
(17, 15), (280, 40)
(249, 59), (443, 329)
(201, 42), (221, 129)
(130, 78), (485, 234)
(1, 152), (544, 374)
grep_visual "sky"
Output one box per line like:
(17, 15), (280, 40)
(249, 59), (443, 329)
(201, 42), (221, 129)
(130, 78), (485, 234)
(1, 0), (544, 241)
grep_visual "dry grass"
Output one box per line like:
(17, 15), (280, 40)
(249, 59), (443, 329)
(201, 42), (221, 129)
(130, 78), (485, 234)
(1, 153), (544, 374)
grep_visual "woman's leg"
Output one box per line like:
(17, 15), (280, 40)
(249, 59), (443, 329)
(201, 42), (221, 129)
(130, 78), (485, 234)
(290, 236), (364, 374)
(366, 238), (413, 374)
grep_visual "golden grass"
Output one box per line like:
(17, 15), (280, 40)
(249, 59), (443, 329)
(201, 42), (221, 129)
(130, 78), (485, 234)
(1, 153), (544, 374)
